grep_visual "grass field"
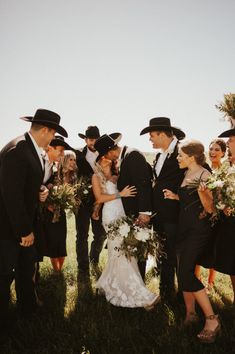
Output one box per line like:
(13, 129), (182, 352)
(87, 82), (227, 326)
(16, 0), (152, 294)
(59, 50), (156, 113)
(1, 214), (235, 354)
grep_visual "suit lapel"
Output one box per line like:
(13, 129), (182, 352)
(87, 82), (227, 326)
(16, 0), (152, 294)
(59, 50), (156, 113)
(153, 152), (161, 179)
(119, 146), (128, 170)
(156, 144), (178, 178)
(25, 133), (44, 174)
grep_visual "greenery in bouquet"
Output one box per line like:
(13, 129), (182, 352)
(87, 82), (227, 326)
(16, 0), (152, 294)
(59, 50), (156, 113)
(75, 176), (93, 205)
(207, 162), (235, 216)
(215, 93), (235, 127)
(187, 162), (235, 218)
(106, 216), (164, 262)
(45, 183), (79, 223)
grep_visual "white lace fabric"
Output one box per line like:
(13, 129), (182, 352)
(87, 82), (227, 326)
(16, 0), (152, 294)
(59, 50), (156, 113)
(97, 180), (158, 308)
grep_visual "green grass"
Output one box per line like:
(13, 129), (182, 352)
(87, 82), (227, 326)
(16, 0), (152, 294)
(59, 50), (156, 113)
(2, 215), (235, 354)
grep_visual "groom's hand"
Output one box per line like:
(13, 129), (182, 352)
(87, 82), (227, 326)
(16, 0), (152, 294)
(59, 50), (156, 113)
(20, 232), (34, 247)
(136, 214), (150, 226)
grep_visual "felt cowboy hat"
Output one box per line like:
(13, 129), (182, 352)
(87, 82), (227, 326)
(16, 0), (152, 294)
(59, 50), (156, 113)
(78, 126), (100, 139)
(20, 109), (68, 137)
(140, 117), (185, 140)
(218, 128), (235, 137)
(50, 135), (74, 151)
(94, 133), (122, 162)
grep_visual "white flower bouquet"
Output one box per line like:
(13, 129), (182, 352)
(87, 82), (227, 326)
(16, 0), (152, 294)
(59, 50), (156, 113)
(207, 162), (235, 215)
(106, 216), (163, 262)
(188, 162), (235, 217)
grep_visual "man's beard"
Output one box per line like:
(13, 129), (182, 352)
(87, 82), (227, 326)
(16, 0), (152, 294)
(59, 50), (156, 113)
(88, 146), (96, 152)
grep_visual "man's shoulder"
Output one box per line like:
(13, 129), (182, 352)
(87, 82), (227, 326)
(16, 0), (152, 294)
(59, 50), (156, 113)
(0, 134), (27, 156)
(75, 146), (87, 157)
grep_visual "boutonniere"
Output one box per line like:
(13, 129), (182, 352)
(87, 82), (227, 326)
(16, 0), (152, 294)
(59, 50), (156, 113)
(52, 163), (58, 174)
(167, 151), (174, 159)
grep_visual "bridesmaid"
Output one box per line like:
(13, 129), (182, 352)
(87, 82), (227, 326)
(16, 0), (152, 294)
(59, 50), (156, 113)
(195, 139), (227, 290)
(45, 151), (77, 272)
(214, 129), (235, 304)
(163, 140), (221, 343)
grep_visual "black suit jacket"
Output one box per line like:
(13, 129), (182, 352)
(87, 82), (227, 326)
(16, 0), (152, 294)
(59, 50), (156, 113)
(75, 146), (95, 207)
(0, 133), (44, 240)
(75, 146), (94, 178)
(117, 147), (152, 217)
(152, 144), (185, 223)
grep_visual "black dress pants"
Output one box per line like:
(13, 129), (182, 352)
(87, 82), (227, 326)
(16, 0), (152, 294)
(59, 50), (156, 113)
(153, 220), (178, 297)
(75, 205), (106, 272)
(0, 239), (37, 324)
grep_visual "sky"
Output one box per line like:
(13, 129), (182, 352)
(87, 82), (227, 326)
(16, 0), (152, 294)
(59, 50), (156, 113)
(0, 0), (235, 152)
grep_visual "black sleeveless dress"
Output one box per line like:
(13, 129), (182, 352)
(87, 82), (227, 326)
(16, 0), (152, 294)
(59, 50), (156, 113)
(177, 186), (212, 292)
(214, 215), (235, 275)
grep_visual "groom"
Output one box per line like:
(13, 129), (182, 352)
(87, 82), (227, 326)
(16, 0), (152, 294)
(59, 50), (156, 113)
(94, 133), (152, 279)
(140, 117), (185, 301)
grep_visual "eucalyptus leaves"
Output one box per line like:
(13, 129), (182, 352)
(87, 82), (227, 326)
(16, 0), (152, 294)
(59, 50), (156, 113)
(215, 93), (235, 128)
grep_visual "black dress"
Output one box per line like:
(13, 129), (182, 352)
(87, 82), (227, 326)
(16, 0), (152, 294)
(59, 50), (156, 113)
(214, 215), (235, 275)
(44, 210), (67, 258)
(177, 186), (213, 292)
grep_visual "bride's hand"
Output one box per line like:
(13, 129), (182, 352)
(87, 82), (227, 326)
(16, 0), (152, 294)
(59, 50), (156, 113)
(120, 185), (137, 198)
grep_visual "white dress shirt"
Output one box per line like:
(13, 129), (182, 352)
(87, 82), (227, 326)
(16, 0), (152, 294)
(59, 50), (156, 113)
(86, 148), (98, 171)
(43, 153), (53, 184)
(28, 132), (45, 169)
(155, 137), (178, 177)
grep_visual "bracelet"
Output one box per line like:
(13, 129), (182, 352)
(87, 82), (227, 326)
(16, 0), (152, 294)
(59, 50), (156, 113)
(115, 192), (121, 199)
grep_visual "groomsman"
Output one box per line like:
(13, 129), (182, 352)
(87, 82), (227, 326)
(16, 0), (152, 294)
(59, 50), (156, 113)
(94, 133), (152, 279)
(75, 126), (106, 276)
(0, 109), (67, 333)
(140, 117), (185, 301)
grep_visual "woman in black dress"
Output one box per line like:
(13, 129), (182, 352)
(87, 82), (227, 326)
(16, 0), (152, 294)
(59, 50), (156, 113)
(195, 138), (227, 290)
(45, 151), (77, 272)
(214, 129), (235, 303)
(163, 140), (220, 343)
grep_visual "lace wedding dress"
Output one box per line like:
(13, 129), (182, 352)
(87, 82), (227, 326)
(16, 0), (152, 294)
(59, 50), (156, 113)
(96, 180), (159, 308)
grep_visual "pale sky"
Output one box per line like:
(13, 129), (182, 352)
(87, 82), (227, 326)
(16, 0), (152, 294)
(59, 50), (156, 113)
(1, 0), (235, 151)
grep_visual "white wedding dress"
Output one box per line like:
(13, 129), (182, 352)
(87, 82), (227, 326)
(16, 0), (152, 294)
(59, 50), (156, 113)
(96, 180), (159, 308)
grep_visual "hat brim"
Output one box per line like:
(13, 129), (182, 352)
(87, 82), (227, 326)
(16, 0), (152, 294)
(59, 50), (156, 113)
(95, 132), (122, 162)
(50, 139), (74, 151)
(218, 128), (235, 138)
(20, 116), (68, 137)
(78, 133), (86, 139)
(78, 133), (100, 139)
(140, 125), (185, 140)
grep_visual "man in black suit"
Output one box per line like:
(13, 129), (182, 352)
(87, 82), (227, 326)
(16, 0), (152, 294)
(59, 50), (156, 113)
(75, 126), (106, 276)
(0, 109), (67, 332)
(140, 117), (185, 301)
(94, 133), (152, 279)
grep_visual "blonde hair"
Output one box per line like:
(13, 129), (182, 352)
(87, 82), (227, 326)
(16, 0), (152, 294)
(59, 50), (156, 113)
(58, 150), (77, 184)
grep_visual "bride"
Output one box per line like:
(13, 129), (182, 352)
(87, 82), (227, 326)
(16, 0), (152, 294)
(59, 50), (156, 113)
(92, 156), (160, 309)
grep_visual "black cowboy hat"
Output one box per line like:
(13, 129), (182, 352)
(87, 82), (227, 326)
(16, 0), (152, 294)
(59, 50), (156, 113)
(140, 117), (185, 140)
(78, 126), (100, 139)
(20, 109), (68, 137)
(218, 128), (235, 138)
(94, 133), (122, 162)
(50, 135), (74, 151)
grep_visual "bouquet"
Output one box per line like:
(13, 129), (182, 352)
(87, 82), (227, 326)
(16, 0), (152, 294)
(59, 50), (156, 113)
(45, 183), (80, 223)
(75, 176), (93, 205)
(187, 162), (235, 218)
(215, 93), (235, 127)
(106, 216), (164, 262)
